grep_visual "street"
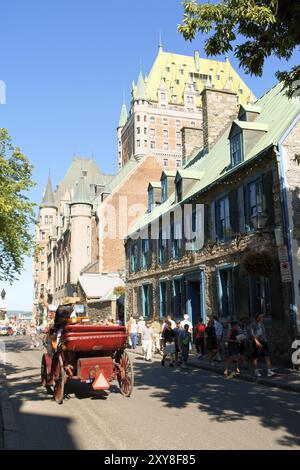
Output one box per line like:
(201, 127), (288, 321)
(1, 336), (300, 450)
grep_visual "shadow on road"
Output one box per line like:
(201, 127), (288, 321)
(132, 357), (300, 448)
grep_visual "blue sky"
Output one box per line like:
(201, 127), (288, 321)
(0, 0), (299, 311)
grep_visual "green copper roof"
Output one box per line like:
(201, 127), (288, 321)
(41, 175), (56, 207)
(71, 177), (92, 205)
(135, 70), (147, 101)
(118, 97), (128, 128)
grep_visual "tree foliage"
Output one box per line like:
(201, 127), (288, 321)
(0, 129), (36, 282)
(178, 0), (300, 96)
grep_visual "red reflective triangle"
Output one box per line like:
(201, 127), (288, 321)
(92, 370), (110, 390)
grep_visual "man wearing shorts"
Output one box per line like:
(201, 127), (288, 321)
(251, 314), (275, 377)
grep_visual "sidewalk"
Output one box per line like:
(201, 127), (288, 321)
(129, 346), (300, 394)
(0, 364), (19, 450)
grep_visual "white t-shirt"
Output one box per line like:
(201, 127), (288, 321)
(130, 323), (138, 334)
(180, 319), (193, 332)
(214, 320), (223, 337)
(142, 327), (153, 341)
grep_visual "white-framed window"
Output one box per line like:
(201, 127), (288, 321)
(176, 160), (181, 167)
(41, 262), (45, 272)
(163, 118), (168, 125)
(41, 231), (46, 240)
(163, 142), (169, 151)
(163, 129), (168, 138)
(144, 140), (147, 147)
(150, 116), (155, 123)
(176, 131), (181, 139)
(216, 74), (220, 81)
(176, 119), (180, 128)
(150, 141), (156, 149)
(150, 128), (155, 137)
(137, 115), (140, 121)
(144, 115), (147, 122)
(191, 121), (196, 127)
(161, 92), (166, 100)
(163, 159), (168, 166)
(172, 95), (177, 102)
(137, 127), (140, 134)
(137, 140), (141, 147)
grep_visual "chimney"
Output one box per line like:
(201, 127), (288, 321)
(201, 87), (238, 151)
(181, 127), (203, 166)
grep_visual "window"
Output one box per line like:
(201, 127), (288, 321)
(159, 281), (167, 318)
(161, 92), (166, 100)
(216, 74), (220, 81)
(163, 129), (168, 138)
(163, 118), (168, 125)
(82, 170), (88, 177)
(148, 189), (154, 212)
(230, 133), (243, 166)
(41, 247), (46, 256)
(163, 142), (169, 151)
(172, 279), (184, 319)
(150, 128), (155, 137)
(41, 262), (45, 272)
(150, 116), (155, 123)
(137, 127), (140, 134)
(140, 284), (151, 318)
(191, 121), (196, 128)
(176, 180), (182, 202)
(248, 276), (271, 316)
(176, 131), (181, 139)
(49, 216), (53, 225)
(141, 239), (151, 268)
(41, 231), (46, 240)
(247, 179), (263, 229)
(171, 220), (182, 258)
(45, 216), (48, 225)
(130, 241), (138, 273)
(176, 144), (182, 152)
(137, 140), (140, 147)
(216, 197), (231, 240)
(144, 140), (147, 147)
(218, 268), (235, 318)
(137, 115), (140, 122)
(144, 115), (147, 122)
(172, 95), (177, 102)
(176, 160), (181, 167)
(158, 228), (168, 264)
(150, 141), (156, 149)
(162, 177), (168, 203)
(176, 119), (180, 128)
(144, 128), (147, 135)
(163, 159), (168, 166)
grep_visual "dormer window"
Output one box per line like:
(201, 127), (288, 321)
(176, 180), (182, 202)
(230, 133), (243, 166)
(148, 189), (154, 212)
(162, 177), (167, 203)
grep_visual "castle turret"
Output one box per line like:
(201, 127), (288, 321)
(69, 177), (93, 285)
(117, 95), (128, 170)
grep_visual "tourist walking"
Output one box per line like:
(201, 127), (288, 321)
(141, 321), (154, 361)
(179, 324), (192, 368)
(161, 320), (176, 367)
(237, 317), (249, 370)
(213, 316), (223, 361)
(224, 321), (240, 377)
(151, 319), (162, 353)
(205, 318), (218, 366)
(251, 314), (275, 377)
(29, 322), (39, 349)
(137, 316), (145, 346)
(173, 320), (183, 364)
(194, 317), (206, 359)
(128, 318), (138, 350)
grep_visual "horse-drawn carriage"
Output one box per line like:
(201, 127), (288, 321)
(41, 319), (134, 404)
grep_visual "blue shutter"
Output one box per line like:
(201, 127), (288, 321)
(210, 201), (216, 241)
(238, 186), (245, 233)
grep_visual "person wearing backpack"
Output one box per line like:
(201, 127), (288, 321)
(194, 317), (206, 359)
(179, 324), (192, 368)
(224, 321), (240, 377)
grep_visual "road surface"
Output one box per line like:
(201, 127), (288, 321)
(1, 336), (300, 450)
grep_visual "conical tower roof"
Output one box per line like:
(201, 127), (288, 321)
(70, 177), (92, 206)
(135, 69), (147, 101)
(41, 175), (56, 208)
(118, 96), (128, 128)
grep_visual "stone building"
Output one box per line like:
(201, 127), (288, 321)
(117, 45), (256, 171)
(125, 83), (300, 363)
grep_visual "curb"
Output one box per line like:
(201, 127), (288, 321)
(0, 366), (19, 450)
(128, 349), (300, 394)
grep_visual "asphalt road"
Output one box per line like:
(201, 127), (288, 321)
(1, 336), (300, 450)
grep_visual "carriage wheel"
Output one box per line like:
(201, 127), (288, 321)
(53, 355), (66, 405)
(117, 351), (134, 397)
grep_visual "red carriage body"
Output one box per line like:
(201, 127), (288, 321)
(41, 323), (133, 404)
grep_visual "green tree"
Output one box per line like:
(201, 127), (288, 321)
(0, 129), (36, 282)
(178, 0), (300, 96)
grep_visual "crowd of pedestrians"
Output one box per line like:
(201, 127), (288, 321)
(126, 313), (276, 377)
